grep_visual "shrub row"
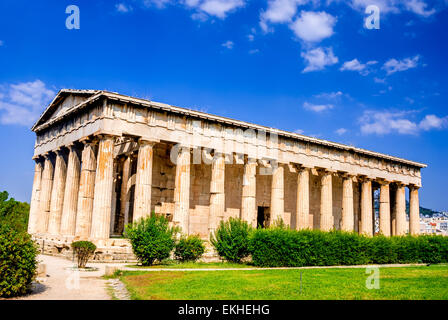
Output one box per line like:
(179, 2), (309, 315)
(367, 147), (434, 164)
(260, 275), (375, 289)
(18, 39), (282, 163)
(126, 214), (205, 265)
(249, 228), (448, 267)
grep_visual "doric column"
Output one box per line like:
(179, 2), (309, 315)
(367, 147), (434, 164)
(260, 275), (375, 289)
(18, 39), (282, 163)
(241, 157), (257, 228)
(28, 158), (43, 234)
(379, 182), (391, 236)
(60, 145), (81, 236)
(395, 183), (407, 235)
(90, 135), (115, 240)
(390, 186), (397, 236)
(341, 174), (354, 232)
(209, 153), (226, 233)
(296, 167), (310, 230)
(270, 162), (284, 224)
(173, 145), (191, 234)
(360, 178), (373, 236)
(133, 140), (156, 221)
(320, 170), (333, 231)
(47, 149), (67, 235)
(37, 154), (54, 233)
(409, 185), (420, 235)
(119, 155), (132, 231)
(75, 140), (97, 238)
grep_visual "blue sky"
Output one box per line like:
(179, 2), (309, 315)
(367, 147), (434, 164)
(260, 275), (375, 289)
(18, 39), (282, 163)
(0, 0), (447, 211)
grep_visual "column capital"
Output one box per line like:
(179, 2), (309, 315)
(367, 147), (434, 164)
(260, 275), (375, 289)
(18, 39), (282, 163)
(32, 155), (44, 162)
(244, 155), (258, 165)
(339, 171), (356, 179)
(79, 136), (99, 146)
(376, 178), (391, 186)
(393, 181), (406, 187)
(137, 137), (159, 145)
(358, 175), (374, 183)
(317, 167), (337, 175)
(408, 184), (420, 191)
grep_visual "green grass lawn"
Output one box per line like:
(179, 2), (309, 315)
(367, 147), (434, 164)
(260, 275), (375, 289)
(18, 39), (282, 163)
(120, 265), (448, 300)
(125, 261), (253, 269)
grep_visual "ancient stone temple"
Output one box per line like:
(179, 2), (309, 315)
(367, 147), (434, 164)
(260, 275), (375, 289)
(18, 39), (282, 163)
(28, 89), (426, 261)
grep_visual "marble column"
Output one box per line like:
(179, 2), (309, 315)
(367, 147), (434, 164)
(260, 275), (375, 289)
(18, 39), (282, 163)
(133, 140), (155, 221)
(341, 175), (354, 232)
(209, 153), (225, 233)
(47, 149), (67, 235)
(360, 179), (373, 236)
(90, 135), (115, 240)
(173, 145), (191, 234)
(379, 182), (391, 236)
(28, 158), (43, 234)
(75, 141), (97, 238)
(119, 155), (132, 231)
(241, 157), (257, 228)
(37, 154), (54, 233)
(390, 186), (397, 236)
(320, 170), (333, 231)
(395, 183), (407, 236)
(296, 167), (310, 230)
(409, 185), (420, 235)
(60, 145), (81, 236)
(270, 162), (284, 224)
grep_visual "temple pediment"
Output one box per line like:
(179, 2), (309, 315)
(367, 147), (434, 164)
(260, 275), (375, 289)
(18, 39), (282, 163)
(32, 89), (99, 130)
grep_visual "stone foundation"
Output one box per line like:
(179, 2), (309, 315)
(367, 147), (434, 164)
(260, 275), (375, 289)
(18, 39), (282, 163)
(32, 234), (137, 263)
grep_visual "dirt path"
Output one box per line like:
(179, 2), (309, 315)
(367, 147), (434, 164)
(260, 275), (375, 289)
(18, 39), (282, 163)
(17, 255), (115, 300)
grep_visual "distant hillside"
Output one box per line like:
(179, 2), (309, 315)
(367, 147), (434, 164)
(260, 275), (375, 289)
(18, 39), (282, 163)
(374, 199), (441, 217)
(405, 201), (440, 217)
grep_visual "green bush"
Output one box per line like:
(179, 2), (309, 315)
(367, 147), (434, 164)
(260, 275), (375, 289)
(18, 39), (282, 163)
(210, 218), (253, 263)
(125, 214), (179, 266)
(0, 191), (30, 232)
(0, 224), (38, 298)
(174, 234), (205, 262)
(71, 241), (97, 268)
(249, 228), (448, 267)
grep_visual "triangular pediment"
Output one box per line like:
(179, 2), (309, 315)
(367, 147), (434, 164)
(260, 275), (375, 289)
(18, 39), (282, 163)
(32, 89), (99, 130)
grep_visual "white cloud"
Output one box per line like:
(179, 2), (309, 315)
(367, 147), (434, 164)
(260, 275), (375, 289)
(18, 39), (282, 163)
(294, 129), (304, 134)
(247, 34), (255, 41)
(419, 114), (448, 131)
(260, 0), (306, 31)
(349, 0), (400, 14)
(374, 77), (386, 83)
(382, 55), (420, 75)
(303, 101), (334, 112)
(143, 0), (171, 9)
(198, 0), (245, 18)
(359, 110), (448, 135)
(222, 40), (234, 49)
(0, 40), (3, 46)
(290, 11), (336, 42)
(301, 47), (338, 73)
(404, 0), (436, 17)
(249, 49), (260, 54)
(116, 3), (133, 12)
(348, 0), (438, 17)
(0, 80), (55, 126)
(143, 0), (245, 19)
(314, 91), (343, 99)
(335, 128), (348, 135)
(360, 110), (419, 135)
(340, 58), (377, 76)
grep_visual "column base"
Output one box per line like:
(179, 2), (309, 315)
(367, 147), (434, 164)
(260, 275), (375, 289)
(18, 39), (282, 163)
(30, 233), (136, 262)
